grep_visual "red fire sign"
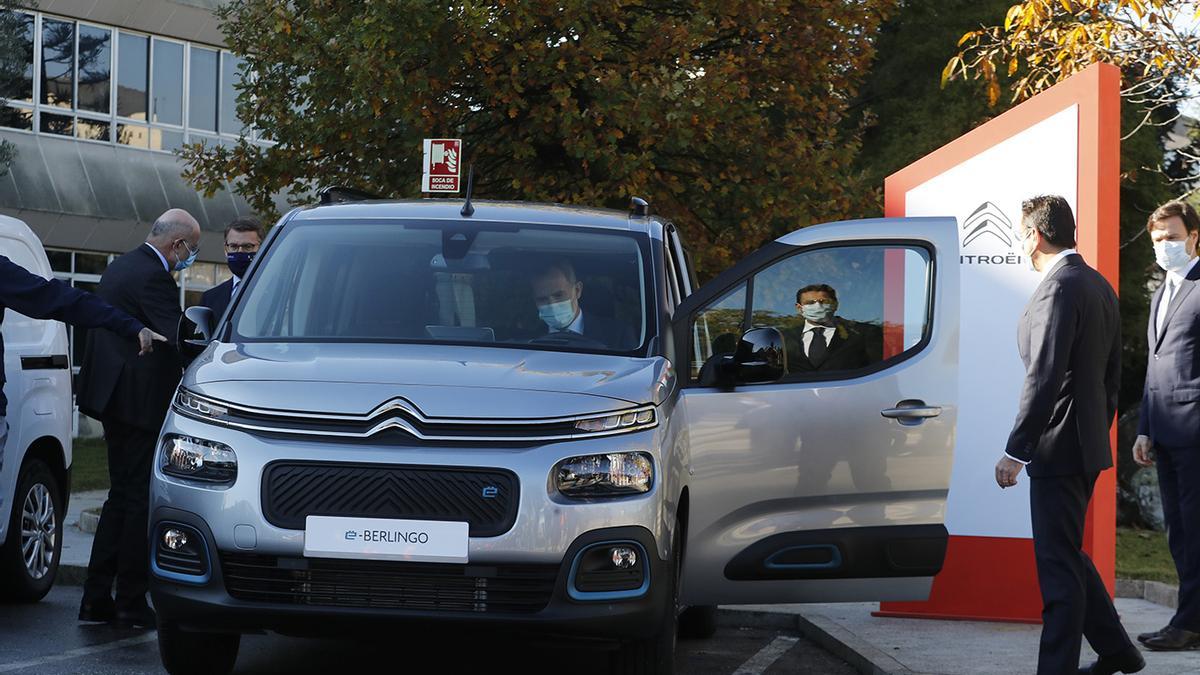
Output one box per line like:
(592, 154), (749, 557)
(422, 138), (461, 193)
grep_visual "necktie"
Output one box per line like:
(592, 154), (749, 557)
(1157, 278), (1177, 338)
(808, 328), (828, 366)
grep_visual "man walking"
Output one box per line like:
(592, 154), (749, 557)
(76, 209), (201, 628)
(994, 195), (1143, 674)
(1132, 200), (1200, 651)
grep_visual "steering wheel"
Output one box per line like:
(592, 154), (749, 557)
(528, 331), (607, 349)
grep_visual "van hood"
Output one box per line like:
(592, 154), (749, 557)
(183, 342), (671, 419)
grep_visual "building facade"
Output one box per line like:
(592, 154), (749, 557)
(0, 0), (281, 432)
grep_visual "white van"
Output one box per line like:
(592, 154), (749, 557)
(0, 215), (73, 602)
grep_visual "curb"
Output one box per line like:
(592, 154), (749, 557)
(1116, 578), (1179, 609)
(56, 562), (87, 587)
(78, 507), (100, 534)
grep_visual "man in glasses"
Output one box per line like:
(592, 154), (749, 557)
(200, 217), (264, 320)
(76, 208), (201, 629)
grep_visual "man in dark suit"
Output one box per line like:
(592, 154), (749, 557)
(199, 216), (263, 321)
(785, 284), (879, 374)
(0, 256), (163, 478)
(530, 260), (634, 349)
(76, 208), (201, 629)
(995, 195), (1142, 675)
(1132, 200), (1200, 651)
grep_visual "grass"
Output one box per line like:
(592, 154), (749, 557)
(71, 436), (109, 493)
(1117, 526), (1178, 585)
(60, 440), (1189, 588)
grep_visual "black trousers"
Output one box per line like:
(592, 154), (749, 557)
(1155, 443), (1200, 632)
(82, 420), (155, 611)
(1030, 472), (1132, 674)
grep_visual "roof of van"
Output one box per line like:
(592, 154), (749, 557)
(288, 199), (662, 233)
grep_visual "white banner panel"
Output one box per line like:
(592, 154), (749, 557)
(904, 105), (1078, 539)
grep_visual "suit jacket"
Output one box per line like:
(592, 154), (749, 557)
(76, 245), (184, 432)
(199, 277), (234, 322)
(0, 255), (144, 417)
(1138, 260), (1200, 447)
(786, 318), (876, 373)
(1005, 255), (1121, 478)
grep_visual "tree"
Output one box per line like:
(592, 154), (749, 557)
(0, 3), (34, 175)
(182, 0), (897, 278)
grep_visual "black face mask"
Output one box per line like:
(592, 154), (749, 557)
(227, 251), (253, 278)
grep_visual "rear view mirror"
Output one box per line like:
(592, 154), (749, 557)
(716, 327), (787, 387)
(179, 305), (215, 360)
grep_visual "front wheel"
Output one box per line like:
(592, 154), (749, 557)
(158, 621), (241, 675)
(0, 458), (62, 603)
(611, 526), (680, 675)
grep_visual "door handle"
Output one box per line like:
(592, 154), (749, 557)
(881, 400), (942, 422)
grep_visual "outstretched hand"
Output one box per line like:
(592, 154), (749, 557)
(137, 327), (168, 356)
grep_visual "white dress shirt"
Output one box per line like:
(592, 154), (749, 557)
(801, 321), (836, 357)
(1156, 256), (1199, 337)
(566, 309), (584, 335)
(144, 242), (169, 272)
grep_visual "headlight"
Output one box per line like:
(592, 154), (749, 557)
(555, 452), (654, 497)
(573, 408), (655, 434)
(160, 435), (237, 484)
(174, 389), (229, 420)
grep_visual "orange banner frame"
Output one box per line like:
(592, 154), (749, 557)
(878, 63), (1121, 622)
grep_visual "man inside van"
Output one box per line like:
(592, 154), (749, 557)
(530, 260), (633, 349)
(0, 255), (164, 482)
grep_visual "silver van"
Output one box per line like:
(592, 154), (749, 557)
(151, 197), (959, 675)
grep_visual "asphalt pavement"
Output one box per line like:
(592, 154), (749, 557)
(0, 586), (854, 675)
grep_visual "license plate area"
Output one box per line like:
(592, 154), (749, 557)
(303, 515), (469, 564)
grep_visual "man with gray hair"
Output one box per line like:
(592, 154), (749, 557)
(76, 208), (201, 629)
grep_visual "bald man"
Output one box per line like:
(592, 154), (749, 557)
(76, 209), (200, 628)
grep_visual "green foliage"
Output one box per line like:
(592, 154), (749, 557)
(1117, 527), (1178, 584)
(0, 2), (31, 176)
(182, 0), (898, 278)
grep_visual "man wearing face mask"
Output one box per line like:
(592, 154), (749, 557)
(529, 260), (632, 349)
(1131, 200), (1200, 652)
(199, 217), (263, 320)
(787, 284), (875, 373)
(76, 208), (200, 629)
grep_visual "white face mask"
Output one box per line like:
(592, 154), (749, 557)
(1154, 239), (1194, 272)
(1021, 228), (1038, 273)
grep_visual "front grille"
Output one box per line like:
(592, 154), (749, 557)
(221, 553), (558, 614)
(262, 462), (518, 537)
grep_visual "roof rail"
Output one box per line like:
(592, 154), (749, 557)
(317, 186), (382, 204)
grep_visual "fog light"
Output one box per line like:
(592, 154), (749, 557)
(163, 528), (189, 551)
(611, 546), (638, 569)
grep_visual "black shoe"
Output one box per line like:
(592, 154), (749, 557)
(1137, 625), (1169, 643)
(1078, 646), (1146, 674)
(77, 597), (115, 623)
(112, 605), (156, 629)
(1143, 625), (1200, 651)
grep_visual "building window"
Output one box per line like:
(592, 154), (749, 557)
(40, 18), (74, 108)
(0, 10), (261, 151)
(116, 31), (148, 120)
(77, 24), (112, 114)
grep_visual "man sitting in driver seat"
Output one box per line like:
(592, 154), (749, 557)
(530, 260), (632, 349)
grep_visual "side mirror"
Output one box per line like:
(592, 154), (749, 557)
(717, 326), (787, 387)
(179, 305), (215, 360)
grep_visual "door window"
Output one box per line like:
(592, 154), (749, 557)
(687, 244), (932, 384)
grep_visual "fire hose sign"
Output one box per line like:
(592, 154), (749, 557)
(422, 138), (461, 193)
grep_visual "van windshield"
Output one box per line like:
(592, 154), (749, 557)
(231, 219), (651, 355)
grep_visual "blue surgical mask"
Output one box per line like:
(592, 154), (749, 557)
(174, 240), (199, 272)
(1155, 240), (1193, 272)
(801, 302), (834, 323)
(538, 300), (577, 331)
(227, 251), (253, 278)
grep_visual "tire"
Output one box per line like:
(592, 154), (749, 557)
(158, 621), (241, 675)
(610, 526), (680, 675)
(0, 458), (62, 603)
(678, 605), (718, 640)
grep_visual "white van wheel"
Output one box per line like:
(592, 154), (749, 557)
(0, 459), (61, 602)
